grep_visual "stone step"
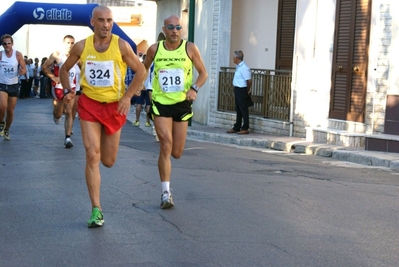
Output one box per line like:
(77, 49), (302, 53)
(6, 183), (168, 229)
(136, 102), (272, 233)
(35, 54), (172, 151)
(306, 127), (365, 147)
(328, 119), (365, 133)
(365, 134), (399, 152)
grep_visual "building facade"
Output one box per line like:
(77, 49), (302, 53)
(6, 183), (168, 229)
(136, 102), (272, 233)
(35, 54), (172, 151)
(154, 0), (399, 150)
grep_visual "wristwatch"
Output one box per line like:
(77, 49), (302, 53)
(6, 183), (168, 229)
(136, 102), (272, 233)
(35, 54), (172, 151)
(190, 84), (199, 93)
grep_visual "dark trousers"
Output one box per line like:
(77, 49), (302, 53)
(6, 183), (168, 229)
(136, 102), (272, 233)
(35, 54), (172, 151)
(40, 76), (48, 98)
(27, 77), (34, 97)
(19, 79), (29, 98)
(233, 87), (249, 131)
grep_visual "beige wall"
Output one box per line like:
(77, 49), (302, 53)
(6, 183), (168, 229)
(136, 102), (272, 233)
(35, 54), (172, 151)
(191, 0), (214, 123)
(155, 0), (187, 41)
(111, 3), (158, 54)
(230, 0), (278, 69)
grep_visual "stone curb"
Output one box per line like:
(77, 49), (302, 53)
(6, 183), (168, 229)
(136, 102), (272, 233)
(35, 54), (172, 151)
(128, 112), (399, 169)
(185, 130), (399, 169)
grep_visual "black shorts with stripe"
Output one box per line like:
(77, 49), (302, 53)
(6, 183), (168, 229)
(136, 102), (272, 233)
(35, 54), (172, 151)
(150, 100), (193, 122)
(0, 83), (19, 97)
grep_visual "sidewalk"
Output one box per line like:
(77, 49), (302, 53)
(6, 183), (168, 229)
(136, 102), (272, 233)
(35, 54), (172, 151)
(128, 109), (399, 169)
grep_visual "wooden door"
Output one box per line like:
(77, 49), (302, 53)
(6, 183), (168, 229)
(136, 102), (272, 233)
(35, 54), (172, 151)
(329, 0), (372, 122)
(275, 0), (297, 70)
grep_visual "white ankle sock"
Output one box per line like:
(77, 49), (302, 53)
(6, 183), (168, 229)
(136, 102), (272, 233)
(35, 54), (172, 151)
(161, 182), (170, 193)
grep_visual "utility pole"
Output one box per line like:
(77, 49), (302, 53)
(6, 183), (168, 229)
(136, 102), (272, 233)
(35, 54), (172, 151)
(188, 0), (195, 126)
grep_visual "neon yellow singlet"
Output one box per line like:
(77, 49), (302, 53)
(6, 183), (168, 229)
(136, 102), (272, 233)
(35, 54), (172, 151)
(80, 34), (127, 103)
(152, 40), (193, 105)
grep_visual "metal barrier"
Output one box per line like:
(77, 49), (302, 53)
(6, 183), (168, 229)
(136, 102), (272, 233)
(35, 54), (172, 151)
(218, 67), (292, 121)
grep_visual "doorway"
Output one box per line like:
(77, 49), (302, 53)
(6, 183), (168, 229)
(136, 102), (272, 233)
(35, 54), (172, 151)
(329, 0), (372, 123)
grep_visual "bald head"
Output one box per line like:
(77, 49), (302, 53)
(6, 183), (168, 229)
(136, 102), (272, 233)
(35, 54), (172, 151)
(92, 6), (112, 18)
(164, 15), (180, 25)
(90, 6), (114, 39)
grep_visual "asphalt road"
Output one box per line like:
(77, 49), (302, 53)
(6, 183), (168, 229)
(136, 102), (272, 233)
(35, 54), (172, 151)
(1, 98), (398, 267)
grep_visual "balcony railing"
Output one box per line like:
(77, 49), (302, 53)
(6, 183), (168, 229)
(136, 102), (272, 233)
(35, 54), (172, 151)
(218, 67), (292, 122)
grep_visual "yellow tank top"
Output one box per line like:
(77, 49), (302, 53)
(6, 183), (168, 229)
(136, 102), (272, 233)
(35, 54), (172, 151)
(152, 40), (193, 105)
(80, 34), (127, 103)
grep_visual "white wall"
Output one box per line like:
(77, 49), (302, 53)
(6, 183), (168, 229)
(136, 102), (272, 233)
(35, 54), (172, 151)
(25, 25), (93, 60)
(191, 0), (214, 123)
(291, 0), (336, 132)
(230, 0), (278, 69)
(388, 0), (399, 95)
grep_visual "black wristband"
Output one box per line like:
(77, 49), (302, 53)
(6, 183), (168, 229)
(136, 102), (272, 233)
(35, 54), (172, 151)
(190, 84), (199, 93)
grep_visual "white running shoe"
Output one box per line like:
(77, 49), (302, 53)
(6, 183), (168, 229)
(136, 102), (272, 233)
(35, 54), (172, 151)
(160, 190), (174, 209)
(0, 123), (4, 137)
(4, 130), (10, 140)
(53, 117), (60, 125)
(64, 137), (73, 148)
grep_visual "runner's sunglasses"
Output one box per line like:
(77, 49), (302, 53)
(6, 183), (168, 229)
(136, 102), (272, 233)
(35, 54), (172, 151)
(165, 24), (183, 30)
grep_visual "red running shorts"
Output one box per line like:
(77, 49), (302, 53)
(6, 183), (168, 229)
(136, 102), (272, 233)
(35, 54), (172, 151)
(77, 93), (126, 135)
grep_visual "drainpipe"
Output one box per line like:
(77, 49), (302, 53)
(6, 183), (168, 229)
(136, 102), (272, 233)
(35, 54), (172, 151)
(289, 0), (301, 137)
(188, 0), (195, 42)
(188, 0), (195, 126)
(289, 57), (297, 137)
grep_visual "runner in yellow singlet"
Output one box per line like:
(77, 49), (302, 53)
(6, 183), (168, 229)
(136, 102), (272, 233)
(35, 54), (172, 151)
(60, 6), (146, 228)
(143, 15), (208, 209)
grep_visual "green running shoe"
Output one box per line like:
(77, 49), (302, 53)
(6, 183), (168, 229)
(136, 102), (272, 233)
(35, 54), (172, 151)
(87, 207), (104, 228)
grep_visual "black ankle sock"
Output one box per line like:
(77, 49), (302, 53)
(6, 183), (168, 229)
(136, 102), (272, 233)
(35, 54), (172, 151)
(66, 135), (70, 138)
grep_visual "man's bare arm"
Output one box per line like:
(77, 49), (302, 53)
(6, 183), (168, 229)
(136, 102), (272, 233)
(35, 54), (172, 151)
(143, 43), (156, 70)
(60, 40), (84, 91)
(16, 51), (26, 76)
(246, 79), (252, 93)
(42, 52), (60, 82)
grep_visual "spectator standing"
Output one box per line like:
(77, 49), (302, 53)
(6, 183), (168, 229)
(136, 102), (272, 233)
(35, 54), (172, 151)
(33, 58), (40, 98)
(18, 58), (29, 99)
(39, 57), (48, 98)
(26, 58), (34, 97)
(226, 50), (252, 135)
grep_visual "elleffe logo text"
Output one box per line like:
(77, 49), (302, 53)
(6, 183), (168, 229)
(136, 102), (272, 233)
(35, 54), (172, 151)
(33, 7), (72, 21)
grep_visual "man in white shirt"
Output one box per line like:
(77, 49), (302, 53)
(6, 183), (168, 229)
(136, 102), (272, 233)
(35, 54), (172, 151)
(226, 50), (252, 134)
